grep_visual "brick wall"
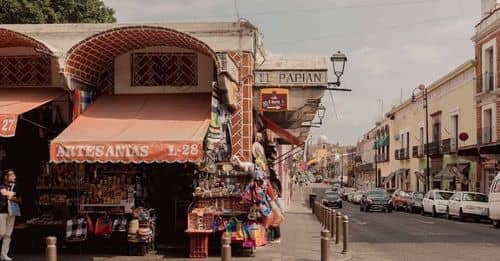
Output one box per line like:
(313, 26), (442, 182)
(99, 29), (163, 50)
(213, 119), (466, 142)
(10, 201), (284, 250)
(228, 51), (254, 162)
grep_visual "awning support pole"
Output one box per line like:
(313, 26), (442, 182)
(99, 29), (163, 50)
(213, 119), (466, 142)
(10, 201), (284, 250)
(19, 116), (57, 134)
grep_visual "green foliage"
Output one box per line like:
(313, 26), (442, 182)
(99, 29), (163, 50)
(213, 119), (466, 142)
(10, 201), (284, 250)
(0, 0), (116, 24)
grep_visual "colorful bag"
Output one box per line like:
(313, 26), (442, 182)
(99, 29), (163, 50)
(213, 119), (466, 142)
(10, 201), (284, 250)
(7, 200), (20, 217)
(94, 216), (113, 237)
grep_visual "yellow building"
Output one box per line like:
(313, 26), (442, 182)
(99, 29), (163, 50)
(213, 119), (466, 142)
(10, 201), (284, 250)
(369, 60), (477, 192)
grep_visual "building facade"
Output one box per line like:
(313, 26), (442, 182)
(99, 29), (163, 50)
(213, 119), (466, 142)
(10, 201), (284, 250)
(473, 0), (500, 194)
(361, 61), (477, 192)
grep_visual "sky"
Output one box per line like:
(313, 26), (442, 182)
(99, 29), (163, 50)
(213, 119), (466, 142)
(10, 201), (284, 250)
(104, 0), (480, 145)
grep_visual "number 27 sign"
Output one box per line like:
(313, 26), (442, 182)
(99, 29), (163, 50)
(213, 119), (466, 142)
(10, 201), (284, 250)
(0, 115), (18, 138)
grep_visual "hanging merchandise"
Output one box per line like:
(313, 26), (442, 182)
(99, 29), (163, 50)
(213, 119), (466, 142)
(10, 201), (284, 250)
(94, 215), (113, 238)
(65, 217), (88, 242)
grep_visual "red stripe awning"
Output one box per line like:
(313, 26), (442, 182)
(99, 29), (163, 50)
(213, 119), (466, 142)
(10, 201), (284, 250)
(0, 88), (65, 137)
(261, 115), (303, 146)
(50, 94), (211, 164)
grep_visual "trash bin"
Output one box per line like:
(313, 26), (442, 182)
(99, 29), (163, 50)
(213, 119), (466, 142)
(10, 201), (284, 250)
(309, 193), (317, 209)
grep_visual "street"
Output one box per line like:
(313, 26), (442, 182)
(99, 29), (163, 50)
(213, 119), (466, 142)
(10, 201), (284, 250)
(312, 185), (500, 261)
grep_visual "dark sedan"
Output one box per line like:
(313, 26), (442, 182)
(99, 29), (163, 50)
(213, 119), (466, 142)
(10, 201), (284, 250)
(360, 189), (392, 212)
(322, 191), (343, 209)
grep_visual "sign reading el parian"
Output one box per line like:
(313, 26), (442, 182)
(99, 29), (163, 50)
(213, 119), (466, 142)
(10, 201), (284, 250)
(254, 70), (328, 87)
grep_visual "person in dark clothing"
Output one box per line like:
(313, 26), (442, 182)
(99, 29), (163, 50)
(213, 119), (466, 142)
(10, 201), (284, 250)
(0, 170), (20, 261)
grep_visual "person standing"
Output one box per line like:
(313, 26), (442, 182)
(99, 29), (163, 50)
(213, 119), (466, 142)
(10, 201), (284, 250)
(0, 170), (20, 261)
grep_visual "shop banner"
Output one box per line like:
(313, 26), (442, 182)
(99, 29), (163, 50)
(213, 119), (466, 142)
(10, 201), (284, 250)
(50, 141), (204, 163)
(260, 88), (288, 111)
(0, 114), (18, 138)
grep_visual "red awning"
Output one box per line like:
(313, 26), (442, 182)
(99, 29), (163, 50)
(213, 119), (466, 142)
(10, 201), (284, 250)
(0, 88), (66, 137)
(261, 115), (303, 146)
(50, 94), (211, 164)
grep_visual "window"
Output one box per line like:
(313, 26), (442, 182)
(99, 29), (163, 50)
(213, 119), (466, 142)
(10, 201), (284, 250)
(419, 127), (424, 155)
(429, 193), (434, 200)
(483, 108), (493, 143)
(432, 122), (441, 143)
(451, 115), (458, 151)
(131, 53), (198, 86)
(485, 47), (495, 91)
(406, 131), (410, 157)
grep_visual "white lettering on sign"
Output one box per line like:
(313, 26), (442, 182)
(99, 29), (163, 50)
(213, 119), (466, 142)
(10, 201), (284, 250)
(255, 70), (327, 86)
(55, 145), (151, 158)
(1, 118), (15, 132)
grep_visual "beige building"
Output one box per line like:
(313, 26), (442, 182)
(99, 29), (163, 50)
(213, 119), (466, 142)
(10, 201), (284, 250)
(366, 61), (477, 192)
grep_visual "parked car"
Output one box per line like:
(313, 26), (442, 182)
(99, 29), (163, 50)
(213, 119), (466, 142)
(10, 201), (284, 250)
(347, 192), (356, 203)
(353, 191), (365, 204)
(360, 189), (392, 212)
(446, 191), (489, 221)
(422, 189), (453, 217)
(340, 187), (356, 201)
(489, 173), (500, 227)
(391, 189), (412, 211)
(322, 191), (343, 209)
(405, 192), (424, 213)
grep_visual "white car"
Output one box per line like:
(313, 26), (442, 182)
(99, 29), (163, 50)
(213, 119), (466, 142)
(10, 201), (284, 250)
(353, 192), (364, 204)
(446, 191), (489, 221)
(422, 189), (453, 217)
(488, 172), (500, 227)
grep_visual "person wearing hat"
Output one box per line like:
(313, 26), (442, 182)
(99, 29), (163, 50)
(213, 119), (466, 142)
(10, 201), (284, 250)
(0, 170), (20, 261)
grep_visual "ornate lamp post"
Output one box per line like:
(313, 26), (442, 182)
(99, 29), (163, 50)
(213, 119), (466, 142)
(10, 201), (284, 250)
(411, 84), (430, 192)
(328, 51), (350, 91)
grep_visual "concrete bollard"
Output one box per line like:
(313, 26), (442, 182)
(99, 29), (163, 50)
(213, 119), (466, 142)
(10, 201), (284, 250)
(335, 212), (341, 245)
(342, 215), (350, 254)
(320, 229), (331, 261)
(46, 236), (57, 261)
(221, 233), (231, 261)
(326, 208), (331, 233)
(330, 209), (336, 238)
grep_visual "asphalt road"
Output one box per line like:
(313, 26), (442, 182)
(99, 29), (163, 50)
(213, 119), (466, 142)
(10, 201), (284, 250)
(311, 185), (500, 261)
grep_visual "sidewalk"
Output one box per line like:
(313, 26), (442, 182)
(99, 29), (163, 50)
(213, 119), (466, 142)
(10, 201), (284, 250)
(9, 186), (350, 261)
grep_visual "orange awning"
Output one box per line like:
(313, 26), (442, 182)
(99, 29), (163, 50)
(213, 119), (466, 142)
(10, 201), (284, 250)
(0, 88), (66, 137)
(50, 94), (211, 164)
(261, 115), (303, 146)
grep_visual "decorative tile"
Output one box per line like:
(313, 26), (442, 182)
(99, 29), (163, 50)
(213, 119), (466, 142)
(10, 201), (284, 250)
(0, 56), (51, 86)
(131, 52), (197, 86)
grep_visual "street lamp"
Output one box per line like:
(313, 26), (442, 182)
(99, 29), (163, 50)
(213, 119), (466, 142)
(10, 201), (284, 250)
(301, 104), (327, 128)
(411, 84), (430, 192)
(328, 51), (350, 91)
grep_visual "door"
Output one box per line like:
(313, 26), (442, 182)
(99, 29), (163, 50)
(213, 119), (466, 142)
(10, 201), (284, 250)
(423, 191), (432, 212)
(449, 193), (460, 215)
(489, 178), (500, 219)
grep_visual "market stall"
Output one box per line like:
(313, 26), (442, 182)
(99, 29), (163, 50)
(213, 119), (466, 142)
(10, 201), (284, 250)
(46, 93), (213, 255)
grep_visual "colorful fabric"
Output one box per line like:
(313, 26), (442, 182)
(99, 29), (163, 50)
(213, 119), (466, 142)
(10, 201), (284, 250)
(65, 218), (87, 241)
(73, 90), (94, 119)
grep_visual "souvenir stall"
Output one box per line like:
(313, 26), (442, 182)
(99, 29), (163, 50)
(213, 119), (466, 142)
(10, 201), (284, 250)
(185, 128), (284, 258)
(46, 93), (214, 255)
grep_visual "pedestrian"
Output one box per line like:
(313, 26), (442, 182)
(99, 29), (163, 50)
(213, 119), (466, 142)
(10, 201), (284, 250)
(0, 169), (20, 261)
(268, 169), (283, 244)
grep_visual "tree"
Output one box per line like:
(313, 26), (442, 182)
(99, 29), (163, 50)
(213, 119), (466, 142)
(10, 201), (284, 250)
(0, 0), (116, 24)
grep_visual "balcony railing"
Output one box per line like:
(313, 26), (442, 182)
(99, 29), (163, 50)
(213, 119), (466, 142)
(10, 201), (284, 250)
(450, 138), (458, 153)
(478, 126), (493, 145)
(427, 141), (441, 156)
(441, 138), (451, 154)
(375, 153), (389, 162)
(395, 148), (409, 160)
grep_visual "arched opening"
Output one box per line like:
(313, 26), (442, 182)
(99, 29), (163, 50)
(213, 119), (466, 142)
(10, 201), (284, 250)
(64, 26), (220, 92)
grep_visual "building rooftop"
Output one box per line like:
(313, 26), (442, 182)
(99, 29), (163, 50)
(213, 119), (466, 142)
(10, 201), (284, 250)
(257, 55), (328, 71)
